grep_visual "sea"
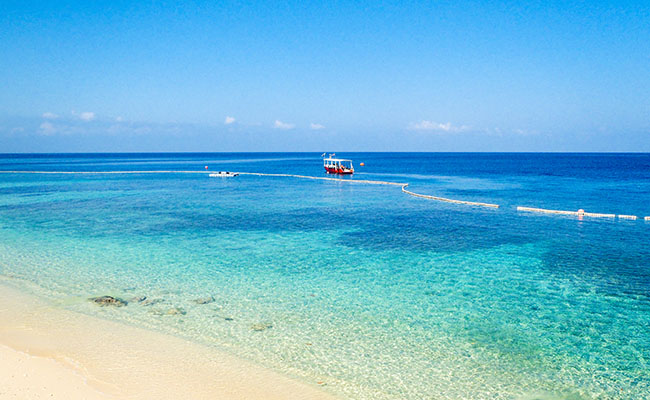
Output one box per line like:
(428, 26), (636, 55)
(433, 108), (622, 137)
(0, 153), (648, 399)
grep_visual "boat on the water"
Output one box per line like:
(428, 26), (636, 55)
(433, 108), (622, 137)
(209, 171), (239, 177)
(323, 155), (354, 175)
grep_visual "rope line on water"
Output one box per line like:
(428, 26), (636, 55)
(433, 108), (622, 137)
(516, 206), (614, 218)
(0, 170), (209, 174)
(1, 170), (647, 219)
(0, 169), (497, 208)
(401, 184), (500, 208)
(516, 206), (644, 221)
(235, 172), (405, 186)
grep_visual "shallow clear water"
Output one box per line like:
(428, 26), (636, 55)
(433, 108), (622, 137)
(0, 153), (649, 399)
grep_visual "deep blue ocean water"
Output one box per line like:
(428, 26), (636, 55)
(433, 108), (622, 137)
(0, 153), (648, 399)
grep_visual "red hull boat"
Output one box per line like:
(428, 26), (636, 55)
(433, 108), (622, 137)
(323, 156), (354, 175)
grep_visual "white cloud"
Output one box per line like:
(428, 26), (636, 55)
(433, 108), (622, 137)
(78, 112), (95, 121)
(407, 120), (469, 132)
(115, 116), (124, 122)
(274, 120), (295, 130)
(39, 122), (57, 135)
(42, 112), (58, 119)
(224, 116), (236, 125)
(309, 123), (325, 130)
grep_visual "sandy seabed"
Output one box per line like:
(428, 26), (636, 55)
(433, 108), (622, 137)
(0, 283), (336, 399)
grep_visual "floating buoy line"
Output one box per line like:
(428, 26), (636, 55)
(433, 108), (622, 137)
(400, 183), (499, 208)
(0, 170), (647, 222)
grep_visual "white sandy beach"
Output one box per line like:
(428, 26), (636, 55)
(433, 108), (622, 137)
(0, 343), (110, 399)
(0, 283), (336, 399)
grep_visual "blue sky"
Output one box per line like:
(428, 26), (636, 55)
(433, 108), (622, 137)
(0, 0), (648, 152)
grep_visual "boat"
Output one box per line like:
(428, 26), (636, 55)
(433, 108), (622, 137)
(209, 171), (239, 177)
(323, 155), (354, 175)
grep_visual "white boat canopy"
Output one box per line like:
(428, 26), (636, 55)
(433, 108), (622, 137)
(324, 158), (353, 167)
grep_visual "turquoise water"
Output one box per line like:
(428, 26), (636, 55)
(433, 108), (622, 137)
(0, 153), (649, 399)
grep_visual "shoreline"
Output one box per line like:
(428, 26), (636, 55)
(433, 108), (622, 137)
(0, 282), (337, 399)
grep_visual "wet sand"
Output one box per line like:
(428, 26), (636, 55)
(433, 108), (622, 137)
(0, 283), (336, 400)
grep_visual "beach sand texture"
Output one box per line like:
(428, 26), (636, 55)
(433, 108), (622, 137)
(0, 344), (110, 399)
(0, 284), (336, 400)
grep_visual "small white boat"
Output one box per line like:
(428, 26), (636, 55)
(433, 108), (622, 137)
(209, 171), (239, 177)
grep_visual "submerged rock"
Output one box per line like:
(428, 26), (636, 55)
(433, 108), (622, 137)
(150, 306), (186, 316)
(89, 296), (127, 307)
(251, 323), (272, 331)
(193, 296), (215, 305)
(141, 298), (164, 306)
(166, 307), (186, 316)
(130, 296), (147, 303)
